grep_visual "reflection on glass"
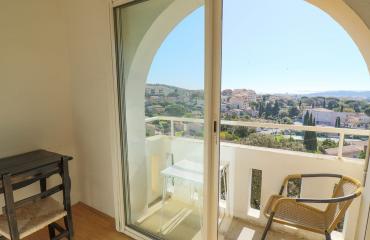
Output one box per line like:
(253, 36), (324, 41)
(115, 1), (205, 239)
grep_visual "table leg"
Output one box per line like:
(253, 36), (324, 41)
(162, 176), (168, 203)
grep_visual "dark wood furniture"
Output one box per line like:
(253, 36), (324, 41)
(0, 150), (73, 240)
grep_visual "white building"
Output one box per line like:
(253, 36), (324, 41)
(304, 108), (370, 127)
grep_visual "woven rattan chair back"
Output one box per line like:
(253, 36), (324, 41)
(325, 177), (360, 231)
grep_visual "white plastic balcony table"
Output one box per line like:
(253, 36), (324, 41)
(161, 159), (229, 180)
(161, 159), (229, 192)
(160, 159), (229, 234)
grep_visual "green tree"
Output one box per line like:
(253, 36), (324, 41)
(184, 112), (193, 118)
(242, 133), (304, 152)
(335, 117), (341, 128)
(303, 111), (310, 125)
(265, 102), (273, 119)
(258, 102), (264, 118)
(321, 139), (337, 149)
(365, 107), (370, 117)
(272, 100), (280, 117)
(233, 126), (255, 138)
(281, 117), (293, 124)
(220, 131), (238, 141)
(309, 113), (314, 125)
(288, 106), (300, 118)
(250, 101), (258, 111)
(146, 125), (155, 137)
(279, 110), (289, 118)
(153, 120), (170, 135)
(168, 91), (179, 97)
(165, 104), (186, 116)
(287, 100), (295, 107)
(354, 104), (361, 113)
(303, 112), (317, 151)
(358, 150), (366, 159)
(327, 100), (339, 110)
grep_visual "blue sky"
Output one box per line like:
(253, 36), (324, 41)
(147, 0), (369, 94)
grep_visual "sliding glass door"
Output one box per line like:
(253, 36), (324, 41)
(114, 0), (370, 239)
(114, 0), (209, 239)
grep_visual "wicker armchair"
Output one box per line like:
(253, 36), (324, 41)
(262, 174), (363, 240)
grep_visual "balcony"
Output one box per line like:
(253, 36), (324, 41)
(140, 116), (367, 240)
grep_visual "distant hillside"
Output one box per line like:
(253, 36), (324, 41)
(146, 84), (370, 99)
(305, 91), (370, 99)
(146, 83), (203, 95)
(146, 83), (187, 91)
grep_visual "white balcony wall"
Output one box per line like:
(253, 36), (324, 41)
(223, 142), (362, 240)
(146, 136), (172, 204)
(146, 135), (364, 240)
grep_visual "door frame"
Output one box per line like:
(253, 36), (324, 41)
(108, 0), (223, 239)
(203, 0), (222, 239)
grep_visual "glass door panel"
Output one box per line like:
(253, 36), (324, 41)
(218, 0), (369, 239)
(114, 1), (205, 239)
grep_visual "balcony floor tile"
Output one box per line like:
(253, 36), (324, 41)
(219, 217), (314, 240)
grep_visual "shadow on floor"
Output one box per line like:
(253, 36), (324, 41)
(219, 217), (311, 240)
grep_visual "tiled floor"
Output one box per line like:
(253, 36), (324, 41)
(219, 217), (311, 240)
(138, 199), (202, 240)
(138, 199), (314, 240)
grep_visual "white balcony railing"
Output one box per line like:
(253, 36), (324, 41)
(146, 115), (370, 160)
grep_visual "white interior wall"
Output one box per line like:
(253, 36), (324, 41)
(0, 0), (117, 217)
(61, 0), (118, 217)
(0, 0), (81, 205)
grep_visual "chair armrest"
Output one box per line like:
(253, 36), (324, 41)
(276, 186), (362, 205)
(296, 191), (362, 203)
(301, 173), (342, 179)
